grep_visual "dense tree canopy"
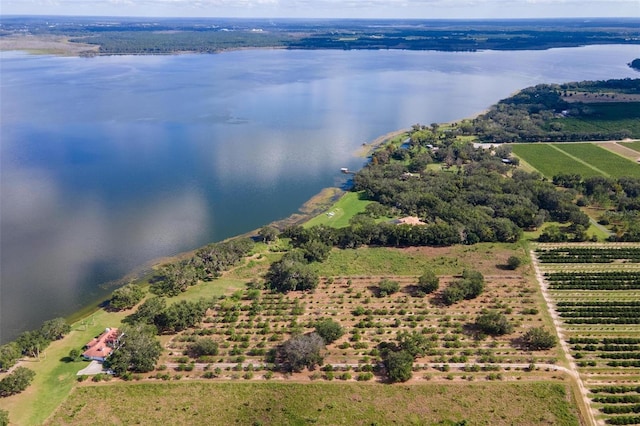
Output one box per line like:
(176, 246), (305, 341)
(266, 251), (319, 293)
(0, 343), (21, 372)
(106, 324), (162, 375)
(0, 367), (35, 397)
(109, 283), (146, 311)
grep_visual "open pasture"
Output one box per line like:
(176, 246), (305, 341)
(47, 381), (580, 426)
(535, 243), (640, 425)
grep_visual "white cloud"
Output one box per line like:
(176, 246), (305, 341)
(2, 0), (638, 18)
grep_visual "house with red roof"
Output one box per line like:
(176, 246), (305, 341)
(82, 328), (121, 362)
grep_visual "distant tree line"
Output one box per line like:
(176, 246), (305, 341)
(456, 79), (639, 142)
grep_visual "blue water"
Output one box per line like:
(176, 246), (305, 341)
(1, 45), (638, 343)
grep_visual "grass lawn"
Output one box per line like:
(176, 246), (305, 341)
(551, 143), (640, 178)
(304, 191), (372, 229)
(47, 381), (580, 426)
(511, 144), (600, 178)
(0, 309), (128, 426)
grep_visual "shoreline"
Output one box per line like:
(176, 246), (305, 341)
(56, 128), (407, 334)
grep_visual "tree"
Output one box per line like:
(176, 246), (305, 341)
(0, 409), (8, 426)
(124, 297), (167, 325)
(417, 270), (439, 294)
(0, 367), (35, 397)
(314, 319), (344, 344)
(0, 343), (22, 372)
(106, 324), (162, 375)
(442, 269), (485, 305)
(189, 338), (219, 358)
(15, 330), (49, 358)
(396, 330), (434, 358)
(39, 317), (71, 341)
(384, 350), (414, 383)
(258, 226), (279, 243)
(475, 310), (513, 336)
(378, 279), (400, 297)
(300, 239), (332, 263)
(69, 348), (82, 362)
(266, 255), (319, 293)
(506, 256), (522, 270)
(522, 327), (557, 350)
(109, 283), (146, 311)
(279, 333), (325, 372)
(153, 262), (198, 296)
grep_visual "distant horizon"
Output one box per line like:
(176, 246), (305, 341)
(2, 14), (639, 22)
(2, 0), (639, 20)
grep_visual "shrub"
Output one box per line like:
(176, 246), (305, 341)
(189, 338), (219, 357)
(506, 256), (522, 270)
(314, 319), (344, 344)
(475, 310), (513, 336)
(417, 270), (439, 294)
(378, 279), (400, 297)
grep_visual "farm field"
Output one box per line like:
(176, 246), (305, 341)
(510, 144), (601, 178)
(511, 143), (640, 178)
(621, 141), (640, 153)
(534, 243), (640, 426)
(47, 381), (580, 426)
(550, 144), (640, 178)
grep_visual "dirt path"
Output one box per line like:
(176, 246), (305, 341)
(530, 249), (600, 426)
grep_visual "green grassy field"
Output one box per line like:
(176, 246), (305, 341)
(511, 143), (640, 178)
(511, 144), (600, 178)
(551, 143), (640, 178)
(621, 141), (640, 153)
(47, 381), (580, 426)
(304, 191), (372, 229)
(313, 243), (526, 277)
(551, 102), (640, 138)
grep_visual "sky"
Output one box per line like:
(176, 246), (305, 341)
(2, 0), (639, 19)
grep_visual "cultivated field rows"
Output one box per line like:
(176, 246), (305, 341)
(535, 243), (640, 426)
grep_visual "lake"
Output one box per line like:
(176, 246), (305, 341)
(1, 45), (638, 343)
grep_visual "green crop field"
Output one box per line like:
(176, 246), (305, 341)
(511, 144), (600, 178)
(47, 381), (580, 426)
(621, 141), (640, 153)
(511, 143), (640, 178)
(551, 143), (640, 178)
